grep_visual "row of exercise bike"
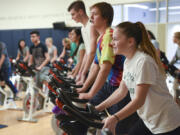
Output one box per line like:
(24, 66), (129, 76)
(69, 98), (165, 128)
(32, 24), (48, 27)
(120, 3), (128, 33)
(0, 59), (112, 135)
(0, 51), (180, 135)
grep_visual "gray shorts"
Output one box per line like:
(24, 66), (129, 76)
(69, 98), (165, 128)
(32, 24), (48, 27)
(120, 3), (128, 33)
(35, 66), (49, 87)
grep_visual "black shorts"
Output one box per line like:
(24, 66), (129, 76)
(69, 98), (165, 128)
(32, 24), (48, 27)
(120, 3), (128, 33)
(129, 119), (180, 135)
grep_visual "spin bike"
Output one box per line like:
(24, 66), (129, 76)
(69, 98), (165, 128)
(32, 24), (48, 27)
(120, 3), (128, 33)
(54, 88), (110, 135)
(160, 51), (180, 104)
(47, 68), (108, 135)
(10, 59), (27, 98)
(0, 70), (19, 110)
(47, 64), (81, 135)
(16, 63), (52, 122)
(0, 80), (18, 110)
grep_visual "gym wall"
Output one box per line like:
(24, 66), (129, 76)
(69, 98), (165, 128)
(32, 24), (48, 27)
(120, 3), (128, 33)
(0, 0), (155, 29)
(0, 0), (160, 58)
(0, 29), (68, 58)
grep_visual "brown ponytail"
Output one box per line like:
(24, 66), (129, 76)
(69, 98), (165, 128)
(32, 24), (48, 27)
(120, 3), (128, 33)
(136, 22), (165, 74)
(116, 21), (165, 75)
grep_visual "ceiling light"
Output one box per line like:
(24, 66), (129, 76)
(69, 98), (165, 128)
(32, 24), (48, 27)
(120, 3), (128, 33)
(124, 4), (148, 9)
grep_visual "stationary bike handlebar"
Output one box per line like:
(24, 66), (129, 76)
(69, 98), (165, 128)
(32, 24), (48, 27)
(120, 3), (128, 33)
(58, 90), (105, 120)
(63, 105), (104, 129)
(161, 58), (180, 80)
(53, 61), (72, 72)
(57, 88), (88, 105)
(49, 69), (83, 88)
(48, 74), (80, 98)
(11, 60), (36, 76)
(160, 52), (180, 83)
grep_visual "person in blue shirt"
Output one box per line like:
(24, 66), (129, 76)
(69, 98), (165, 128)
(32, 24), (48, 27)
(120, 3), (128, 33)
(0, 42), (18, 99)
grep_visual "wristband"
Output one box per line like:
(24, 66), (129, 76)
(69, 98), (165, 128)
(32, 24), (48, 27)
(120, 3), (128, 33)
(113, 114), (119, 122)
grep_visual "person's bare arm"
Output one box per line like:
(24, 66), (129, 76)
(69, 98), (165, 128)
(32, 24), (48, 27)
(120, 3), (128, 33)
(77, 26), (99, 84)
(58, 47), (66, 60)
(102, 84), (150, 134)
(96, 81), (128, 111)
(77, 62), (100, 93)
(77, 53), (86, 76)
(23, 50), (30, 62)
(37, 52), (50, 70)
(72, 49), (85, 78)
(0, 54), (5, 69)
(79, 61), (112, 99)
(16, 52), (21, 61)
(28, 54), (33, 66)
(82, 25), (99, 77)
(114, 84), (149, 120)
(51, 47), (57, 63)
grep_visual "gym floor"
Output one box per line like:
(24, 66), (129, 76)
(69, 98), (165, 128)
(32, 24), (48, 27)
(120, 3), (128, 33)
(0, 100), (55, 135)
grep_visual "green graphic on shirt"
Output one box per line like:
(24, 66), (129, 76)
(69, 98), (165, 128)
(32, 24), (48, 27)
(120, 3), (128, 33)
(129, 88), (135, 94)
(124, 72), (135, 94)
(124, 72), (135, 82)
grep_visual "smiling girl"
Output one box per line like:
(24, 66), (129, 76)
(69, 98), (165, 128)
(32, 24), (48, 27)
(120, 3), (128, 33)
(96, 22), (180, 135)
(78, 3), (138, 135)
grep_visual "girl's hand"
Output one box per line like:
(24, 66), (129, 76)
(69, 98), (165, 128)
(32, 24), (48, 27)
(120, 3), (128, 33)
(103, 116), (118, 135)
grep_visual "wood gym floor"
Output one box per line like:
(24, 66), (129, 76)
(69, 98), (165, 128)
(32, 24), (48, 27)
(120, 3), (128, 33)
(0, 100), (55, 135)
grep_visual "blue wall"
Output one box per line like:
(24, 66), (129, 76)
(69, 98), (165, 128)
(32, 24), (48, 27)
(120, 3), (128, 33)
(0, 28), (68, 58)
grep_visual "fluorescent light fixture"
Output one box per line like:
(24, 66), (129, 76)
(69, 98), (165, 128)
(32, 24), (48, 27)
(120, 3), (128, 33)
(169, 6), (180, 10)
(169, 11), (180, 15)
(149, 7), (165, 11)
(149, 6), (180, 11)
(124, 4), (148, 9)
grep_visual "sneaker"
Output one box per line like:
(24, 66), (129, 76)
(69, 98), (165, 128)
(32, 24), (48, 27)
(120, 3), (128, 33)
(14, 94), (21, 101)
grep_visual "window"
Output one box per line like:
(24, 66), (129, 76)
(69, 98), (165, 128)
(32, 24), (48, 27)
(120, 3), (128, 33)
(123, 2), (156, 23)
(159, 1), (167, 23)
(168, 0), (180, 22)
(112, 5), (122, 26)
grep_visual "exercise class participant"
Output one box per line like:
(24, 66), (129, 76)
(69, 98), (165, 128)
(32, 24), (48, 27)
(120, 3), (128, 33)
(68, 28), (85, 79)
(0, 42), (18, 99)
(16, 39), (29, 62)
(170, 32), (180, 65)
(45, 37), (57, 63)
(68, 1), (98, 84)
(78, 2), (138, 135)
(96, 21), (180, 135)
(28, 30), (50, 87)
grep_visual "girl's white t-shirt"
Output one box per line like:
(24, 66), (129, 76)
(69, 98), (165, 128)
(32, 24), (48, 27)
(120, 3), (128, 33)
(122, 50), (180, 134)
